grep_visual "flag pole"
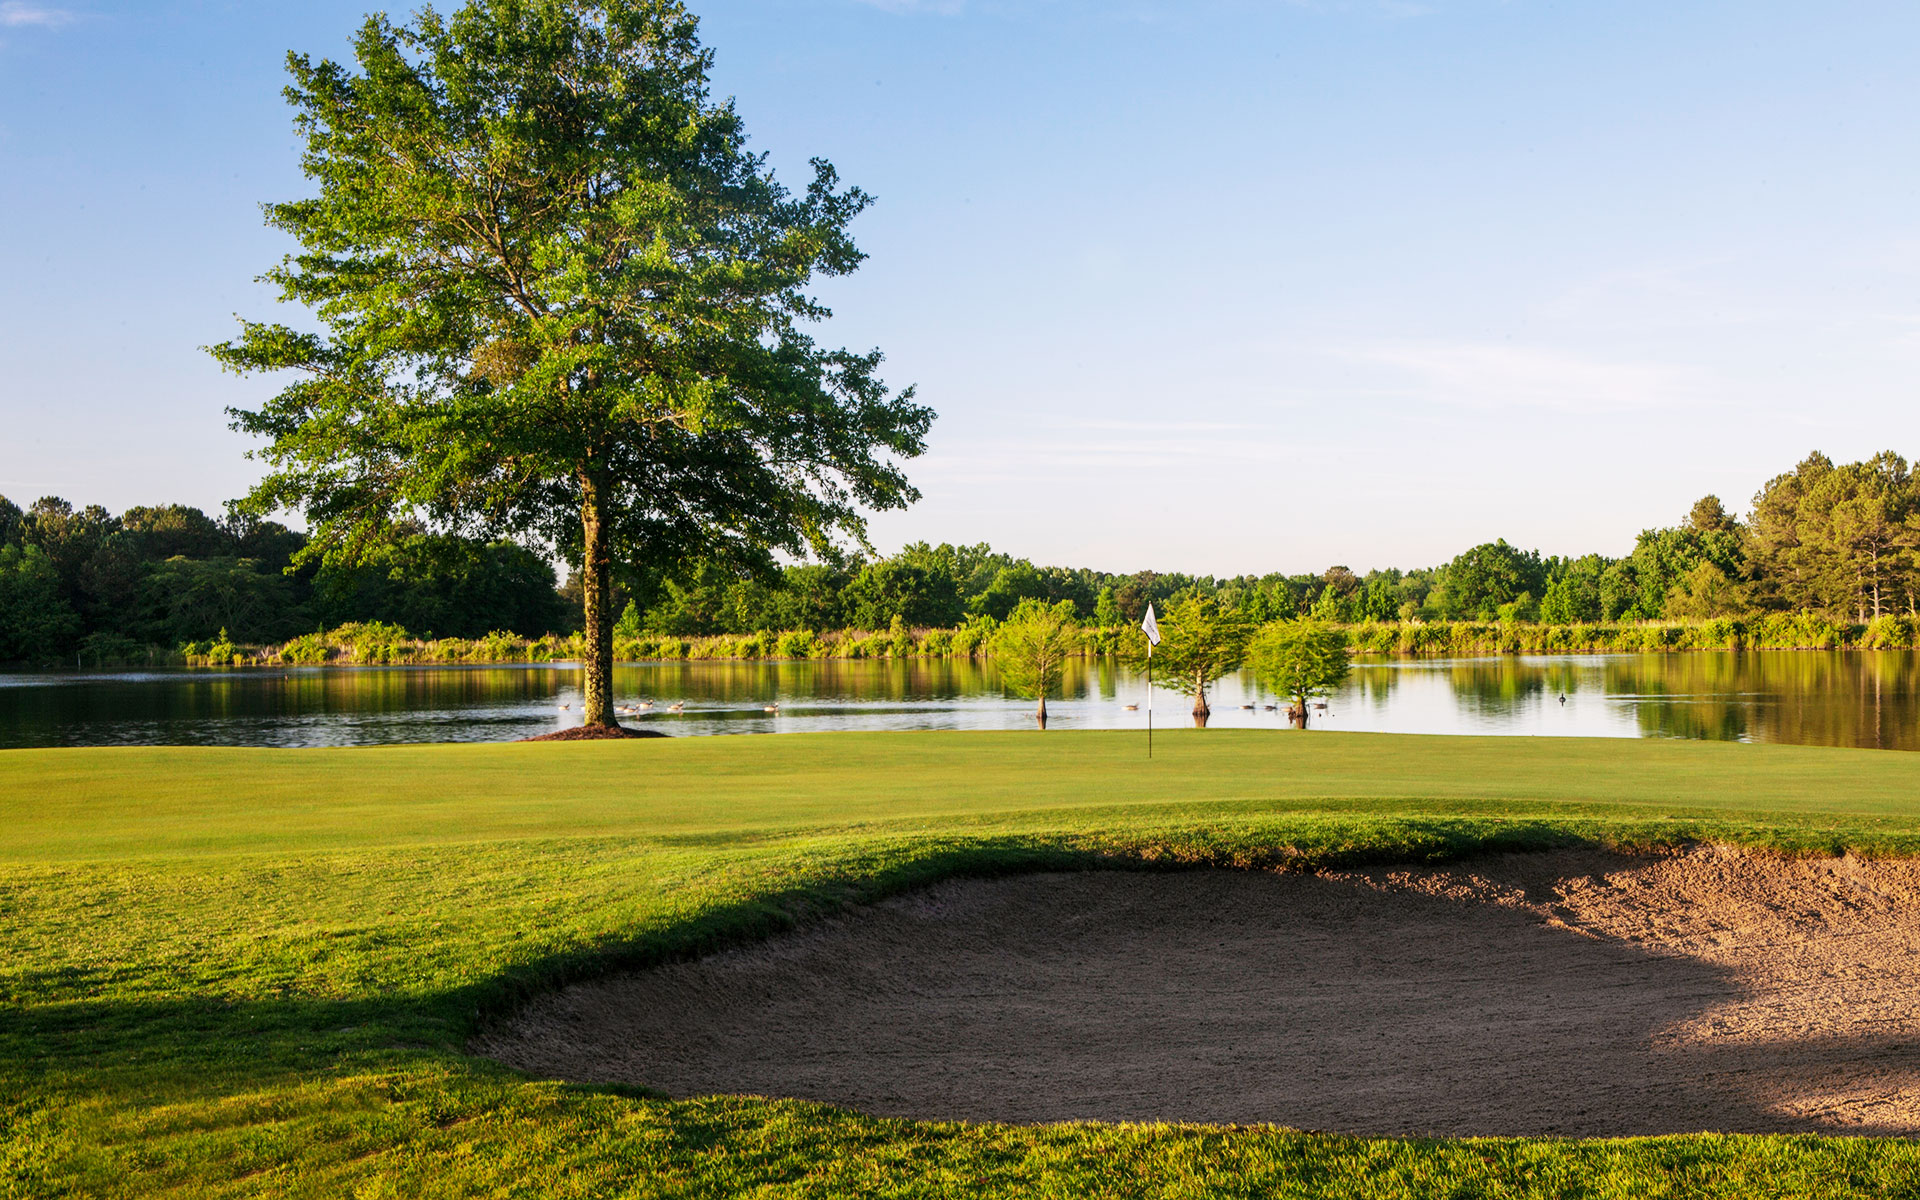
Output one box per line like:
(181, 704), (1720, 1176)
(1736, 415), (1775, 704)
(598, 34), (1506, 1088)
(1146, 641), (1153, 759)
(1140, 602), (1161, 760)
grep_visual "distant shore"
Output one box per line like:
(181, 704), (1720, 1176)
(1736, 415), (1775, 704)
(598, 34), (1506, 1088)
(119, 611), (1920, 668)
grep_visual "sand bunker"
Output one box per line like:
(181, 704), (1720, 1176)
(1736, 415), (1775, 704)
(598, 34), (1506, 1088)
(476, 847), (1920, 1136)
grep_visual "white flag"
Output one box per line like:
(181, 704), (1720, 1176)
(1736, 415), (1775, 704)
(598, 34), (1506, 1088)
(1141, 603), (1161, 647)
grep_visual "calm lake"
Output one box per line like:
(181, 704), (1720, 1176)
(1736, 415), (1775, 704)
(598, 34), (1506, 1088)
(3, 651), (1918, 750)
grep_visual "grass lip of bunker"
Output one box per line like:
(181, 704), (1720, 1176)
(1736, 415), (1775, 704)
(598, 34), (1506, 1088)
(475, 845), (1920, 1138)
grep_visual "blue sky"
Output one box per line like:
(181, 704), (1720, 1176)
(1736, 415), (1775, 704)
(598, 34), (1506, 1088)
(3, 0), (1918, 575)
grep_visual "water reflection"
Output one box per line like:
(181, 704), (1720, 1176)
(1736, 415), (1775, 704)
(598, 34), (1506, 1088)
(1, 651), (1918, 750)
(1604, 652), (1920, 751)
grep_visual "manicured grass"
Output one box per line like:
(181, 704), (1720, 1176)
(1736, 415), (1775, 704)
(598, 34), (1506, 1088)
(16, 730), (1920, 862)
(8, 729), (1920, 1197)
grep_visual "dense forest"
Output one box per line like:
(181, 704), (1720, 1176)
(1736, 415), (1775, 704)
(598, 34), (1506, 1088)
(2, 449), (1916, 664)
(0, 497), (563, 663)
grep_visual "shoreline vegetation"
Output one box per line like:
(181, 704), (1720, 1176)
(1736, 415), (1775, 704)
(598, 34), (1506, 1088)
(127, 609), (1920, 669)
(14, 453), (1920, 690)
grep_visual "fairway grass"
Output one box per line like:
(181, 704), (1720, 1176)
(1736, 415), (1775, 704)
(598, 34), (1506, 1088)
(8, 729), (1920, 1197)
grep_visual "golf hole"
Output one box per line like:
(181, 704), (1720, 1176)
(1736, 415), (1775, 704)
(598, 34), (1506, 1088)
(476, 848), (1920, 1137)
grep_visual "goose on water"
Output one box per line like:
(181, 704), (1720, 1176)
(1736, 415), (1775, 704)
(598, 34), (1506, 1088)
(1122, 703), (1139, 711)
(668, 701), (686, 713)
(763, 703), (780, 713)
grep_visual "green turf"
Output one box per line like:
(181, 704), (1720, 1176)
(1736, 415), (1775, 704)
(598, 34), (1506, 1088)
(9, 729), (1920, 1197)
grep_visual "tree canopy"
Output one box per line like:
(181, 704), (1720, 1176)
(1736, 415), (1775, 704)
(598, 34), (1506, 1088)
(991, 599), (1080, 727)
(1750, 452), (1920, 620)
(1246, 620), (1350, 728)
(1129, 593), (1252, 721)
(213, 0), (932, 725)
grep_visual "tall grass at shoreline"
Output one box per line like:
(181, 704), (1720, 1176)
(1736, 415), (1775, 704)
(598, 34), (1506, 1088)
(139, 610), (1920, 667)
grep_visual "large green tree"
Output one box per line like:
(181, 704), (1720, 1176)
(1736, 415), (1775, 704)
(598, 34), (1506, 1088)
(1751, 452), (1920, 619)
(214, 0), (931, 728)
(0, 545), (80, 661)
(17, 499), (144, 632)
(1431, 540), (1547, 620)
(142, 557), (302, 646)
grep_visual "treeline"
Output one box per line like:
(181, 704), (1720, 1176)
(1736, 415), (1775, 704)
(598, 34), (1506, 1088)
(6, 448), (1919, 666)
(630, 450), (1920, 636)
(0, 497), (566, 664)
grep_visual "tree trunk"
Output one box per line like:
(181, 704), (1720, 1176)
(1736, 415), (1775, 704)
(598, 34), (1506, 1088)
(1289, 697), (1309, 729)
(1192, 673), (1210, 718)
(1036, 693), (1048, 729)
(579, 476), (617, 729)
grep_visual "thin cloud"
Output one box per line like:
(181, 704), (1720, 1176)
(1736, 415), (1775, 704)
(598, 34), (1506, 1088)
(1335, 341), (1712, 414)
(0, 3), (77, 27)
(849, 0), (965, 12)
(1046, 418), (1260, 435)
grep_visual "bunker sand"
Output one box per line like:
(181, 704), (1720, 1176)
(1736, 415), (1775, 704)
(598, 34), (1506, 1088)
(478, 847), (1920, 1137)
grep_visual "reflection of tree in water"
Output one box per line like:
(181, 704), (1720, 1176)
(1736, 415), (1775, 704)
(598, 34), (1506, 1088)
(1609, 655), (1755, 744)
(1444, 660), (1549, 718)
(1539, 661), (1586, 699)
(1609, 652), (1920, 750)
(612, 657), (1119, 706)
(27, 649), (1920, 750)
(1344, 661), (1399, 712)
(619, 653), (1920, 747)
(0, 665), (622, 748)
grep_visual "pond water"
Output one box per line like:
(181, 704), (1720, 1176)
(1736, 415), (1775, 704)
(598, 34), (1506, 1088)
(3, 651), (1919, 750)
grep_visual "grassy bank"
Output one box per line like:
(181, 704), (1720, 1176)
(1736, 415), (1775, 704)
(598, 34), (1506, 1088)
(10, 730), (1920, 1196)
(156, 611), (1920, 668)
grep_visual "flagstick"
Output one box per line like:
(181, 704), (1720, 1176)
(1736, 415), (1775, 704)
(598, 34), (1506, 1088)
(1146, 641), (1153, 759)
(1140, 602), (1160, 760)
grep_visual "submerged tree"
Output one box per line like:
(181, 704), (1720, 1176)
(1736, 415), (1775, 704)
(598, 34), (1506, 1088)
(214, 0), (931, 728)
(1127, 592), (1251, 724)
(1246, 619), (1349, 728)
(991, 598), (1080, 728)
